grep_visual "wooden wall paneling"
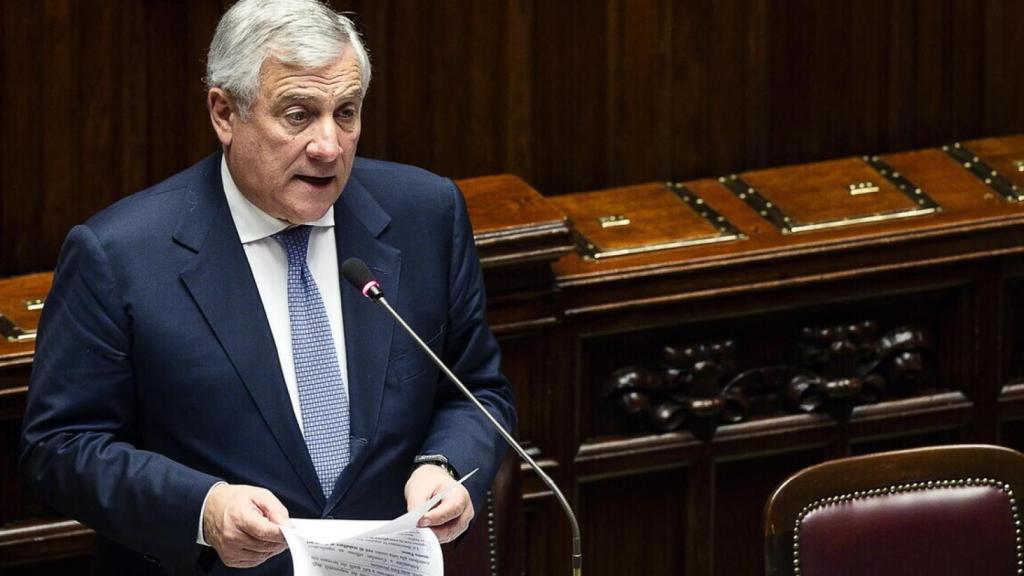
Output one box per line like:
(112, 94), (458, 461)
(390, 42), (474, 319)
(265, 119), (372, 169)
(605, 0), (673, 187)
(884, 0), (916, 151)
(384, 0), (432, 171)
(496, 333), (553, 462)
(965, 261), (1004, 442)
(531, 1), (609, 195)
(118, 0), (149, 201)
(849, 428), (963, 456)
(713, 449), (824, 576)
(948, 0), (983, 139)
(522, 497), (552, 576)
(2, 1), (44, 275)
(847, 0), (887, 153)
(428, 0), (468, 178)
(502, 0), (533, 181)
(668, 0), (711, 179)
(40, 0), (76, 275)
(145, 1), (188, 186)
(1000, 420), (1024, 456)
(767, 0), (852, 164)
(707, 0), (765, 175)
(579, 468), (688, 576)
(685, 458), (714, 576)
(913, 0), (983, 146)
(983, 0), (1024, 134)
(7, 0), (1024, 274)
(184, 0), (225, 167)
(80, 0), (118, 237)
(534, 324), (580, 576)
(466, 1), (503, 175)
(1006, 276), (1024, 388)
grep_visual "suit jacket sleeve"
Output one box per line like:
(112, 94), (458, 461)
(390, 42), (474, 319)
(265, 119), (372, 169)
(415, 181), (517, 512)
(19, 224), (222, 568)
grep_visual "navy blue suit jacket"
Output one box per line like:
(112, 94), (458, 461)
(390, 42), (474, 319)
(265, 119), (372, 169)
(20, 153), (515, 574)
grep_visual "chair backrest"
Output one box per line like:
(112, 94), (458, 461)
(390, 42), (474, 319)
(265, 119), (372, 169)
(764, 444), (1024, 576)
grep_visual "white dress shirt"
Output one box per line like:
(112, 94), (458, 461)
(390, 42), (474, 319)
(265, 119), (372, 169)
(198, 157), (350, 545)
(220, 157), (350, 418)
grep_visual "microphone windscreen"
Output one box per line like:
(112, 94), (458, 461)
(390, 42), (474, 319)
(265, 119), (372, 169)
(342, 258), (377, 291)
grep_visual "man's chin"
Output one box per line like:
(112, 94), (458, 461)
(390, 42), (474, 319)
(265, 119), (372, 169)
(282, 204), (335, 225)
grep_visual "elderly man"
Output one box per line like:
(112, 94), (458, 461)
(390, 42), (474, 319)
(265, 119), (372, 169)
(19, 0), (515, 573)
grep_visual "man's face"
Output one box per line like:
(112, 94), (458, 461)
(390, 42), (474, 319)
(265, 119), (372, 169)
(211, 48), (363, 224)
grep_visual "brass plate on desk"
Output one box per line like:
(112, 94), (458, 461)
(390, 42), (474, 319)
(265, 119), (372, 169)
(947, 137), (1024, 203)
(722, 156), (940, 234)
(0, 273), (50, 357)
(550, 182), (745, 260)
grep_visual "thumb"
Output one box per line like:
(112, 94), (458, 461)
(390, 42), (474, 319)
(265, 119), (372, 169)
(253, 490), (292, 527)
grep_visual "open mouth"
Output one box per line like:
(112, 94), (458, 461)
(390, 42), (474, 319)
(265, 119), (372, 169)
(295, 175), (336, 187)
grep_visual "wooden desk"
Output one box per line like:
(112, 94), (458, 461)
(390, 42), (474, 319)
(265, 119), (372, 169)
(4, 137), (1024, 576)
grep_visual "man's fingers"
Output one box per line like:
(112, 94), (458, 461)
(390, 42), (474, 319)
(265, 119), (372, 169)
(405, 465), (474, 543)
(254, 489), (293, 528)
(205, 483), (292, 568)
(242, 543), (288, 556)
(430, 515), (472, 544)
(405, 484), (438, 512)
(238, 506), (288, 544)
(418, 496), (462, 527)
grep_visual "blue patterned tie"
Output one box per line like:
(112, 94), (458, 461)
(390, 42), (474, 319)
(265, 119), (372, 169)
(273, 225), (350, 499)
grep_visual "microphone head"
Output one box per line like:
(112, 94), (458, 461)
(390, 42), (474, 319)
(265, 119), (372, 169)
(342, 258), (383, 300)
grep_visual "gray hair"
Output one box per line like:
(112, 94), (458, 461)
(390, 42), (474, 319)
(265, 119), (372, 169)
(205, 0), (371, 116)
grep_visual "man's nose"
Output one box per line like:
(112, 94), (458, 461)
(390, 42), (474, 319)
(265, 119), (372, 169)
(306, 118), (341, 162)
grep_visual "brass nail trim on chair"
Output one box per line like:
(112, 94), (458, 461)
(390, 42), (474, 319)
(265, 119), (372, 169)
(791, 478), (1023, 575)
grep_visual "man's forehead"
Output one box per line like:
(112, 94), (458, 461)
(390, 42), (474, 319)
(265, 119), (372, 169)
(261, 53), (364, 99)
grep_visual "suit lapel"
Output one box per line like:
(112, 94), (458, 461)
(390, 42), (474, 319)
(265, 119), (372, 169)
(174, 155), (325, 508)
(326, 174), (400, 512)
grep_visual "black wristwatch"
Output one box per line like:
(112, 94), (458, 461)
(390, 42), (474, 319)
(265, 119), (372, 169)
(413, 454), (458, 478)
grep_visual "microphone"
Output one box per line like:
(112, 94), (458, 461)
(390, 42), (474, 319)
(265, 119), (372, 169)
(341, 258), (582, 576)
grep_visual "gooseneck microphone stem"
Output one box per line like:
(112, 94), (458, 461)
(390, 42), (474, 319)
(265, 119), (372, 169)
(373, 294), (582, 576)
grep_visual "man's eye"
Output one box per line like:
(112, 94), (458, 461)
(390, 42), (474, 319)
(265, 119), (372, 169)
(285, 110), (308, 124)
(337, 107), (358, 122)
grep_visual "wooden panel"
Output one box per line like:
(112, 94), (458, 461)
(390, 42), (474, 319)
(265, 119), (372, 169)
(739, 158), (925, 228)
(1007, 277), (1024, 387)
(579, 281), (971, 443)
(849, 428), (962, 456)
(714, 449), (824, 576)
(550, 183), (742, 258)
(1000, 419), (1024, 454)
(580, 468), (688, 576)
(4, 0), (1024, 276)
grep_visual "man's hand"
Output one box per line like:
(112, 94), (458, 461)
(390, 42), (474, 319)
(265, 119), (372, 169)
(202, 483), (291, 568)
(405, 464), (474, 544)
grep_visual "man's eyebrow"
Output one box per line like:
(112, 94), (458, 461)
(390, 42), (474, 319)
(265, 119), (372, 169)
(276, 91), (316, 103)
(274, 88), (364, 104)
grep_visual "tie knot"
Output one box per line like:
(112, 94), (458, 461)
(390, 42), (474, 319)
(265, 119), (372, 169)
(272, 225), (312, 265)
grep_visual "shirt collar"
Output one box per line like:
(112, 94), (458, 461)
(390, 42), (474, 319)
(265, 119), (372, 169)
(220, 156), (334, 244)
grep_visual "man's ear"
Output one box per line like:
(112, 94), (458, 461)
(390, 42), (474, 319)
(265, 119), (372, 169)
(207, 88), (237, 147)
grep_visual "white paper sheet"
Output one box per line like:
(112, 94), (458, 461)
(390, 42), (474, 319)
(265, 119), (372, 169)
(282, 469), (477, 576)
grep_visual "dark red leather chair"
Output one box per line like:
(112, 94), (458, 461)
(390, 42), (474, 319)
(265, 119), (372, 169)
(764, 444), (1024, 576)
